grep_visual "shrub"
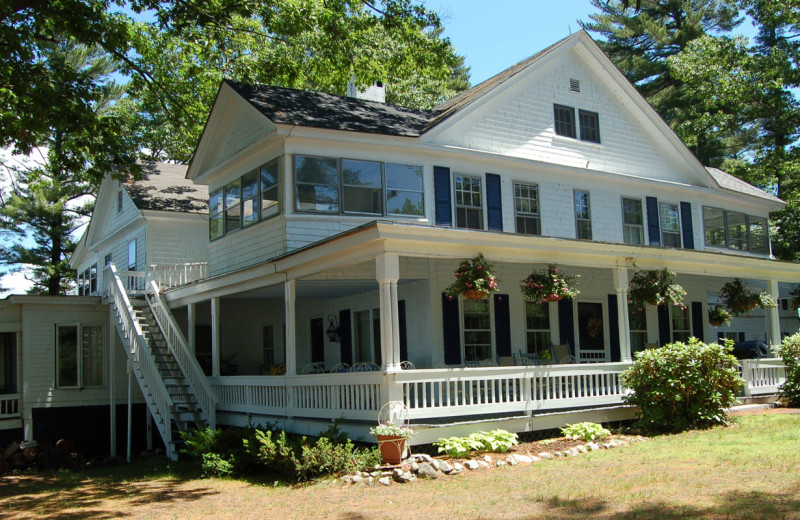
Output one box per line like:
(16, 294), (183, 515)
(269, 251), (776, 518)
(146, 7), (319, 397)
(434, 429), (519, 457)
(621, 338), (741, 432)
(560, 422), (610, 441)
(777, 333), (800, 407)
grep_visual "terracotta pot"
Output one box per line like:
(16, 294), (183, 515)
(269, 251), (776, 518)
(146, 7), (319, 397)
(462, 289), (489, 300)
(377, 435), (407, 465)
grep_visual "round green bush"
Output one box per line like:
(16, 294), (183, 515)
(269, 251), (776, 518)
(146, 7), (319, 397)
(621, 338), (741, 432)
(777, 333), (800, 407)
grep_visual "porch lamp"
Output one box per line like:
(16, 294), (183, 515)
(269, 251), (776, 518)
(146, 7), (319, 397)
(327, 315), (340, 343)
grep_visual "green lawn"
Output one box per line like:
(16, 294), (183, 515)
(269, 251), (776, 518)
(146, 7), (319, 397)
(1, 413), (799, 519)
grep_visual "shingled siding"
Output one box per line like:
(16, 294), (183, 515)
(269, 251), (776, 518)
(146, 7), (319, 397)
(147, 220), (209, 266)
(208, 218), (287, 277)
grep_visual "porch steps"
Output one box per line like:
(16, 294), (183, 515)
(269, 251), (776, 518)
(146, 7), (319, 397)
(129, 302), (209, 454)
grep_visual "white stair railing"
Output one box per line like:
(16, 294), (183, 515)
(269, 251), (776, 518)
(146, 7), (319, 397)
(145, 276), (217, 429)
(107, 264), (176, 459)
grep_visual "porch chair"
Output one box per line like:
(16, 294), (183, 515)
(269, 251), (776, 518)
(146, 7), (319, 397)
(300, 363), (325, 375)
(551, 344), (575, 364)
(400, 360), (415, 370)
(329, 362), (350, 373)
(350, 362), (379, 372)
(514, 350), (538, 366)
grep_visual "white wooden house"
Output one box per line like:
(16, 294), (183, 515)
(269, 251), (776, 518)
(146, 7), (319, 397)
(1, 31), (795, 458)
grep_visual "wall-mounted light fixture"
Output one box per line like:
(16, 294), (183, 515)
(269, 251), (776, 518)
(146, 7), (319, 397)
(327, 314), (340, 343)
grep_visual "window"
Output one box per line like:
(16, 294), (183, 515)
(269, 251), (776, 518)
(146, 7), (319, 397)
(260, 161), (280, 220)
(209, 189), (223, 240)
(671, 306), (691, 343)
(0, 333), (16, 393)
(104, 254), (112, 266)
(117, 187), (123, 213)
(515, 183), (541, 235)
(89, 264), (97, 295)
(659, 203), (681, 248)
(127, 240), (136, 271)
(622, 198), (644, 245)
(295, 155), (339, 212)
(342, 159), (383, 215)
(703, 207), (770, 254)
(224, 178), (241, 233)
(629, 308), (648, 354)
(56, 324), (103, 388)
(241, 169), (259, 227)
(455, 174), (483, 229)
(386, 163), (424, 216)
(578, 110), (600, 143)
(554, 105), (576, 138)
(574, 190), (592, 240)
(463, 299), (492, 362)
(262, 325), (275, 365)
(353, 309), (381, 364)
(525, 302), (551, 358)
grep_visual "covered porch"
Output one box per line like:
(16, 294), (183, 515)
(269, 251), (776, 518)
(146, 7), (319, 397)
(162, 221), (797, 440)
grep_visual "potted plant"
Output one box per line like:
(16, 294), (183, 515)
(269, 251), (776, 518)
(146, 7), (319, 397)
(520, 264), (580, 303)
(708, 305), (733, 327)
(445, 253), (499, 300)
(718, 278), (777, 316)
(370, 422), (415, 465)
(627, 268), (686, 312)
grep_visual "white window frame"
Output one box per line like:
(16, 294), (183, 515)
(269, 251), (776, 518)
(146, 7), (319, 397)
(621, 197), (644, 245)
(461, 298), (493, 363)
(454, 173), (484, 230)
(703, 206), (770, 254)
(514, 182), (541, 235)
(56, 323), (104, 389)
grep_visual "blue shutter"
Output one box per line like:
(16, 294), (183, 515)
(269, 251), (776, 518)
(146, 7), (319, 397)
(486, 173), (503, 231)
(434, 166), (452, 227)
(691, 301), (704, 342)
(493, 294), (511, 357)
(339, 309), (353, 365)
(608, 294), (621, 362)
(646, 196), (660, 246)
(398, 300), (408, 362)
(558, 299), (575, 356)
(680, 201), (695, 249)
(442, 293), (461, 365)
(657, 305), (670, 346)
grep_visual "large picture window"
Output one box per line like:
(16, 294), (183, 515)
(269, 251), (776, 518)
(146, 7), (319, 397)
(342, 159), (383, 215)
(703, 207), (769, 254)
(56, 324), (103, 388)
(455, 174), (483, 229)
(622, 198), (644, 245)
(515, 183), (541, 235)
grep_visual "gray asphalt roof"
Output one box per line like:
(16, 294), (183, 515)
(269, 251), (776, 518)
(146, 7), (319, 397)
(125, 162), (208, 214)
(705, 167), (783, 204)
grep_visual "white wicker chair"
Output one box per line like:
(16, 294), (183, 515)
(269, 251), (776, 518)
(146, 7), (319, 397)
(299, 363), (325, 374)
(329, 362), (350, 373)
(400, 360), (415, 370)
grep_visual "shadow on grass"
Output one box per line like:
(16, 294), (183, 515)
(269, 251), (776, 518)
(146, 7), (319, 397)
(528, 488), (800, 519)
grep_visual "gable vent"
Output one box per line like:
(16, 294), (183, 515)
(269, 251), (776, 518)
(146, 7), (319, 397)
(569, 78), (581, 93)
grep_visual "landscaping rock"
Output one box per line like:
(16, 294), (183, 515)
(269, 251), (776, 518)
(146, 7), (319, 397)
(397, 471), (415, 483)
(392, 468), (404, 479)
(351, 475), (363, 484)
(340, 475), (353, 484)
(538, 452), (553, 460)
(465, 460), (480, 470)
(506, 455), (519, 466)
(438, 460), (454, 474)
(414, 454), (433, 463)
(365, 477), (374, 486)
(496, 460), (506, 467)
(483, 455), (493, 464)
(478, 460), (490, 469)
(410, 462), (420, 472)
(379, 477), (391, 486)
(416, 462), (440, 479)
(516, 455), (534, 463)
(453, 462), (465, 472)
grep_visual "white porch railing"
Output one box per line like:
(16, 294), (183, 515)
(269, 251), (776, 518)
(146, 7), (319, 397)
(115, 270), (148, 297)
(146, 277), (217, 428)
(741, 358), (786, 397)
(0, 394), (20, 419)
(149, 262), (208, 289)
(210, 372), (384, 422)
(395, 363), (632, 420)
(107, 264), (176, 459)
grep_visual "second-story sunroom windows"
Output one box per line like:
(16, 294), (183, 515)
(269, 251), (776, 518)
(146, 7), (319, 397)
(294, 155), (424, 217)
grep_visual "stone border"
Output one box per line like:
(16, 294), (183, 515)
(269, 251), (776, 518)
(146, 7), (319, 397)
(340, 435), (648, 486)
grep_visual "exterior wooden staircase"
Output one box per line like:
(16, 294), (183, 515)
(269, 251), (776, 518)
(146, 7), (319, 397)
(107, 264), (216, 460)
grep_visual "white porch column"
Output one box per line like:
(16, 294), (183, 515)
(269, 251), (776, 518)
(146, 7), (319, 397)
(766, 279), (781, 346)
(285, 279), (297, 376)
(376, 253), (400, 372)
(211, 297), (221, 377)
(613, 266), (632, 362)
(187, 303), (196, 355)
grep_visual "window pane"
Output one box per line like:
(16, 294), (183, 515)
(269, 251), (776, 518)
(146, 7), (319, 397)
(526, 302), (549, 330)
(386, 164), (423, 191)
(295, 156), (338, 212)
(455, 174), (483, 230)
(127, 240), (136, 271)
(224, 179), (241, 209)
(727, 211), (747, 250)
(579, 110), (600, 143)
(463, 299), (491, 362)
(260, 161), (280, 220)
(748, 216), (768, 254)
(295, 156), (338, 185)
(343, 186), (382, 214)
(241, 170), (259, 226)
(342, 159), (381, 187)
(297, 185), (339, 212)
(622, 198), (644, 245)
(554, 105), (576, 138)
(387, 191), (424, 216)
(386, 164), (424, 217)
(660, 203), (680, 248)
(703, 207), (725, 247)
(342, 159), (382, 214)
(209, 189), (223, 217)
(575, 191), (591, 240)
(82, 326), (103, 387)
(209, 214), (223, 240)
(57, 325), (78, 387)
(671, 306), (691, 343)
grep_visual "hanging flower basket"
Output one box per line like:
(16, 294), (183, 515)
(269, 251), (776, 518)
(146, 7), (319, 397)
(708, 305), (733, 327)
(520, 264), (580, 304)
(444, 253), (499, 300)
(627, 268), (686, 312)
(718, 278), (777, 316)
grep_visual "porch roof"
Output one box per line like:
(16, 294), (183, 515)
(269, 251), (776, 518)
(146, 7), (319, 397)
(163, 221), (800, 306)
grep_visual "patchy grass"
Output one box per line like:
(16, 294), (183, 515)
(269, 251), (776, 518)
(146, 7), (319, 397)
(1, 414), (799, 519)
